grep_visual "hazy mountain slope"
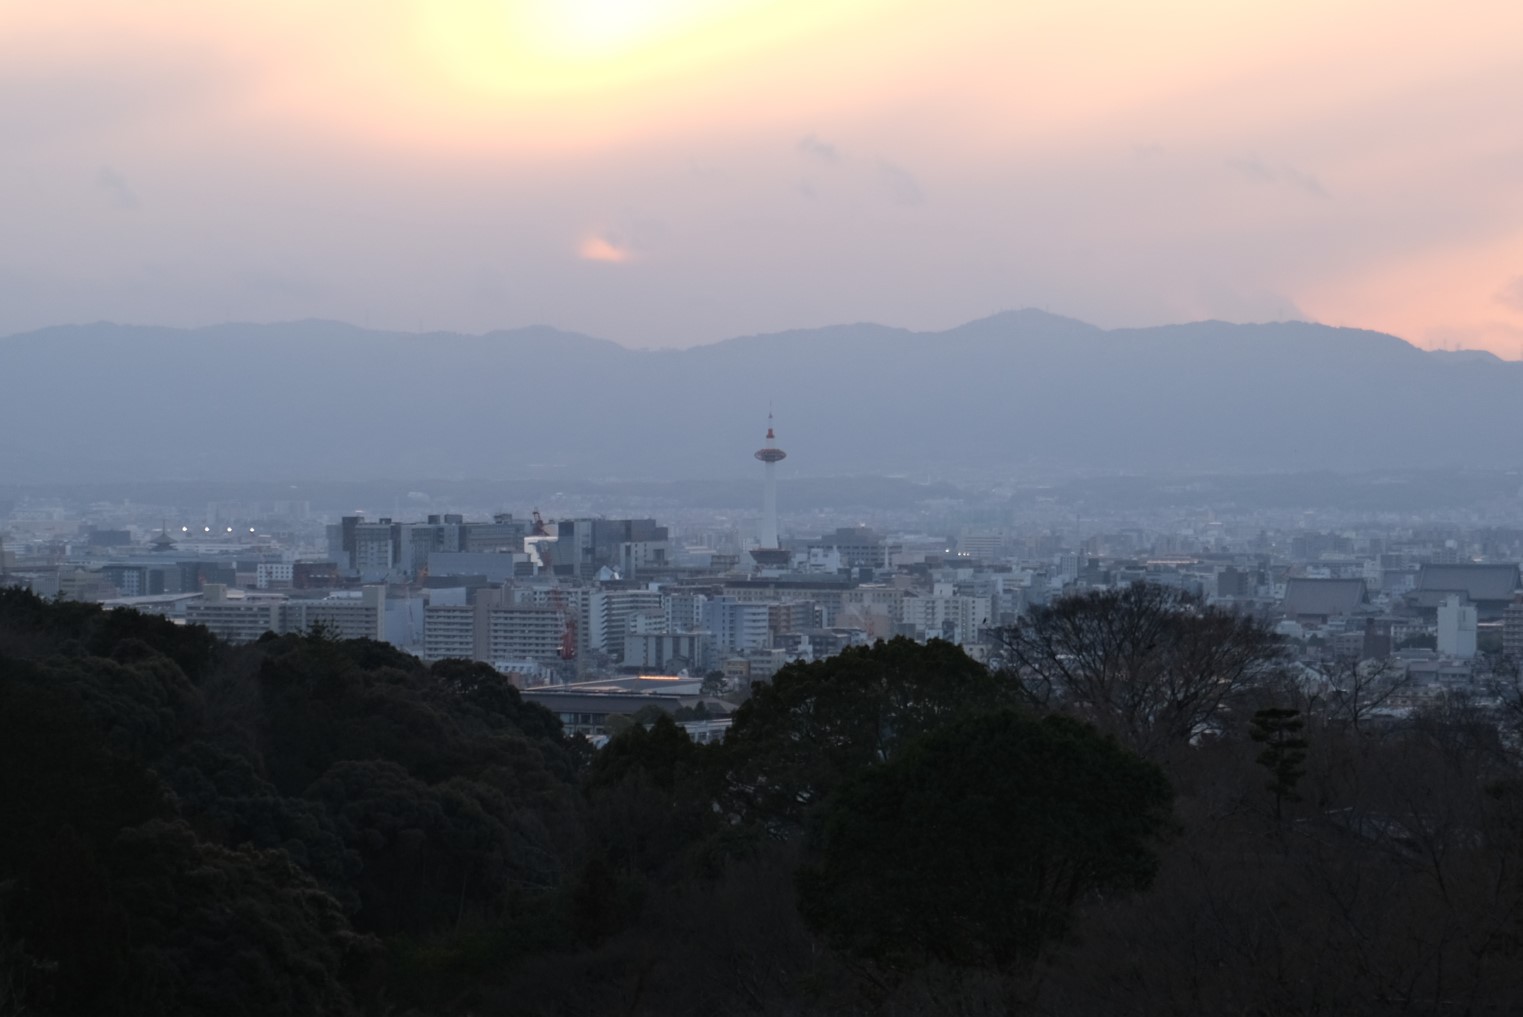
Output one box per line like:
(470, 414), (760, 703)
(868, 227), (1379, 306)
(2, 312), (1519, 482)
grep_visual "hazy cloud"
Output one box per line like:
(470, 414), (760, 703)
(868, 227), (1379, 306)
(877, 161), (924, 205)
(1226, 156), (1328, 197)
(1132, 142), (1165, 160)
(96, 166), (138, 209)
(1280, 166), (1329, 198)
(578, 217), (666, 263)
(580, 236), (631, 263)
(1495, 275), (1523, 312)
(1226, 156), (1275, 182)
(797, 133), (839, 162)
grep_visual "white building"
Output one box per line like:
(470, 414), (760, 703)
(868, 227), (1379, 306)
(703, 597), (772, 654)
(281, 587), (386, 642)
(486, 605), (567, 663)
(588, 589), (666, 656)
(901, 593), (992, 645)
(255, 562), (294, 590)
(185, 585), (282, 643)
(664, 592), (708, 632)
(1436, 594), (1478, 658)
(185, 584), (385, 643)
(423, 604), (478, 660)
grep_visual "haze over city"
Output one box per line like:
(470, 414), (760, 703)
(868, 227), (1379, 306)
(6, 0), (1523, 354)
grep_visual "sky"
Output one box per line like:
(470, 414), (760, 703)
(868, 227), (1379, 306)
(4, 0), (1523, 355)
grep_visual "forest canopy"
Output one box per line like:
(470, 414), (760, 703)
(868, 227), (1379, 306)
(4, 586), (1523, 1016)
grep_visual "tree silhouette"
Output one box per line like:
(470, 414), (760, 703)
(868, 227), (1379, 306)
(995, 583), (1285, 757)
(719, 637), (1013, 834)
(1250, 707), (1307, 820)
(797, 710), (1172, 973)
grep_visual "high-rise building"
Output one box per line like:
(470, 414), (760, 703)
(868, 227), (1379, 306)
(703, 597), (772, 653)
(549, 518), (669, 579)
(588, 588), (665, 656)
(422, 604), (477, 661)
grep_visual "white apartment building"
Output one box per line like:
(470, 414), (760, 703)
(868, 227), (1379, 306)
(664, 592), (708, 632)
(422, 604), (477, 660)
(901, 593), (992, 645)
(255, 562), (294, 590)
(703, 597), (772, 654)
(185, 585), (282, 643)
(588, 589), (666, 656)
(486, 606), (566, 663)
(185, 585), (385, 643)
(282, 588), (387, 642)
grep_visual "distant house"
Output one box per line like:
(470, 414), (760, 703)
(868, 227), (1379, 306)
(1281, 578), (1367, 624)
(1410, 563), (1522, 621)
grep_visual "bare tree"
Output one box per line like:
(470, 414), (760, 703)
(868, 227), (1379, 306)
(1483, 651), (1523, 753)
(993, 582), (1286, 757)
(1303, 654), (1412, 734)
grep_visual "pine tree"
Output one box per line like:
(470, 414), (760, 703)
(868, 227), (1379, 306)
(1250, 707), (1307, 821)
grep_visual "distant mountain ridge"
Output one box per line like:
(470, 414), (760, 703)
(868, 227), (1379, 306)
(2, 311), (1520, 482)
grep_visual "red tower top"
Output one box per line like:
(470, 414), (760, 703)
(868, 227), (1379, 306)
(754, 414), (787, 463)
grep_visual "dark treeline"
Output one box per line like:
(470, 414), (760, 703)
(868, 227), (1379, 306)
(4, 584), (1523, 1015)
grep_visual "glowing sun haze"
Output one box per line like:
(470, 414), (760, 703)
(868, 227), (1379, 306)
(4, 0), (1523, 354)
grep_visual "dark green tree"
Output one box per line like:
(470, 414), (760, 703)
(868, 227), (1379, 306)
(797, 710), (1173, 973)
(719, 637), (1014, 833)
(0, 667), (172, 876)
(585, 713), (699, 795)
(1250, 707), (1308, 820)
(0, 664), (372, 1015)
(0, 587), (219, 682)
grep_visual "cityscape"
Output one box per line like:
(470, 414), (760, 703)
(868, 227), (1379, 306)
(5, 416), (1523, 745)
(8, 0), (1523, 1012)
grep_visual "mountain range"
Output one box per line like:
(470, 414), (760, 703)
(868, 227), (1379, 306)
(3, 311), (1520, 483)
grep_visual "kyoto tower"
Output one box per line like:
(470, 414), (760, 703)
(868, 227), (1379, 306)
(751, 414), (790, 567)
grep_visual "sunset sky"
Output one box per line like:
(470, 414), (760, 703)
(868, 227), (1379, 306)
(4, 1), (1522, 354)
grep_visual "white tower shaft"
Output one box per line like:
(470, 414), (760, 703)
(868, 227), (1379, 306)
(753, 415), (788, 553)
(761, 459), (779, 548)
